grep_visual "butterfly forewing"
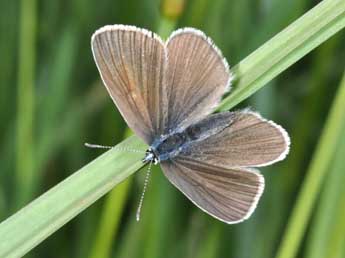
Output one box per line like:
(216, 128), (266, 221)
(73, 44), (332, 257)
(164, 29), (231, 133)
(161, 159), (264, 223)
(179, 110), (290, 168)
(91, 25), (167, 143)
(91, 26), (232, 144)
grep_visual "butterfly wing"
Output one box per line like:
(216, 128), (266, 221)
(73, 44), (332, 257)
(91, 25), (167, 144)
(92, 26), (231, 143)
(164, 28), (232, 133)
(160, 159), (264, 223)
(179, 110), (290, 168)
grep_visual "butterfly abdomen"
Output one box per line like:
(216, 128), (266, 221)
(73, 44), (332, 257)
(153, 112), (234, 161)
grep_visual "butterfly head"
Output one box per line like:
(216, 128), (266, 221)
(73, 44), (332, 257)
(142, 148), (159, 165)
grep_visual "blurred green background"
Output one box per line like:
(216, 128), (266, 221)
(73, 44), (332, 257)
(1, 0), (345, 257)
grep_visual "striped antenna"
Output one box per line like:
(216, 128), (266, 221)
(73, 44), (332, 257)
(136, 161), (153, 221)
(84, 142), (145, 153)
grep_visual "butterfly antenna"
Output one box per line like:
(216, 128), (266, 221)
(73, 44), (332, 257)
(84, 142), (145, 153)
(136, 161), (153, 221)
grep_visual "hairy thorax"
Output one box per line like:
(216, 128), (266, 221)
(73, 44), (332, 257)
(143, 112), (234, 164)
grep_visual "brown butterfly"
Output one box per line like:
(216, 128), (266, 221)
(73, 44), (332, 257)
(90, 25), (290, 223)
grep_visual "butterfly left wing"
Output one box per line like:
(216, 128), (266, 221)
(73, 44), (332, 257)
(160, 159), (264, 223)
(91, 25), (167, 144)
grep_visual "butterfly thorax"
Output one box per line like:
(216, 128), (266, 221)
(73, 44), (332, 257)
(143, 113), (235, 165)
(143, 132), (187, 164)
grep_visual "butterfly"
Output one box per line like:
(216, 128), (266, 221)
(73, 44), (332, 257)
(90, 25), (290, 224)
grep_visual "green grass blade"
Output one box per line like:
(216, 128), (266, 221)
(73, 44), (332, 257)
(305, 121), (345, 258)
(0, 136), (146, 258)
(217, 0), (345, 111)
(185, 0), (211, 28)
(196, 223), (221, 258)
(1, 0), (345, 257)
(142, 169), (180, 258)
(15, 0), (37, 208)
(88, 178), (132, 258)
(275, 70), (345, 258)
(0, 1), (17, 133)
(324, 194), (345, 258)
(39, 27), (77, 143)
(114, 200), (148, 258)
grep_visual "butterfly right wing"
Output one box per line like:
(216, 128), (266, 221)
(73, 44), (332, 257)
(91, 25), (167, 144)
(179, 110), (290, 168)
(164, 28), (232, 133)
(160, 159), (264, 224)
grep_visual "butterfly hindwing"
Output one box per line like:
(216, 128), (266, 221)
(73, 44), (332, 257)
(179, 110), (290, 168)
(161, 159), (264, 223)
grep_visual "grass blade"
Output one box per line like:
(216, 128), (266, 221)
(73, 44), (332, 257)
(275, 70), (345, 258)
(15, 0), (37, 208)
(305, 120), (345, 258)
(218, 0), (345, 111)
(88, 178), (132, 258)
(0, 136), (146, 258)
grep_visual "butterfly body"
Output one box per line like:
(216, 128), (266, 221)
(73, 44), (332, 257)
(91, 25), (290, 223)
(144, 111), (235, 164)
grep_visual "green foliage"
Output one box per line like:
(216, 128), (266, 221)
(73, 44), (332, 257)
(0, 0), (345, 257)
